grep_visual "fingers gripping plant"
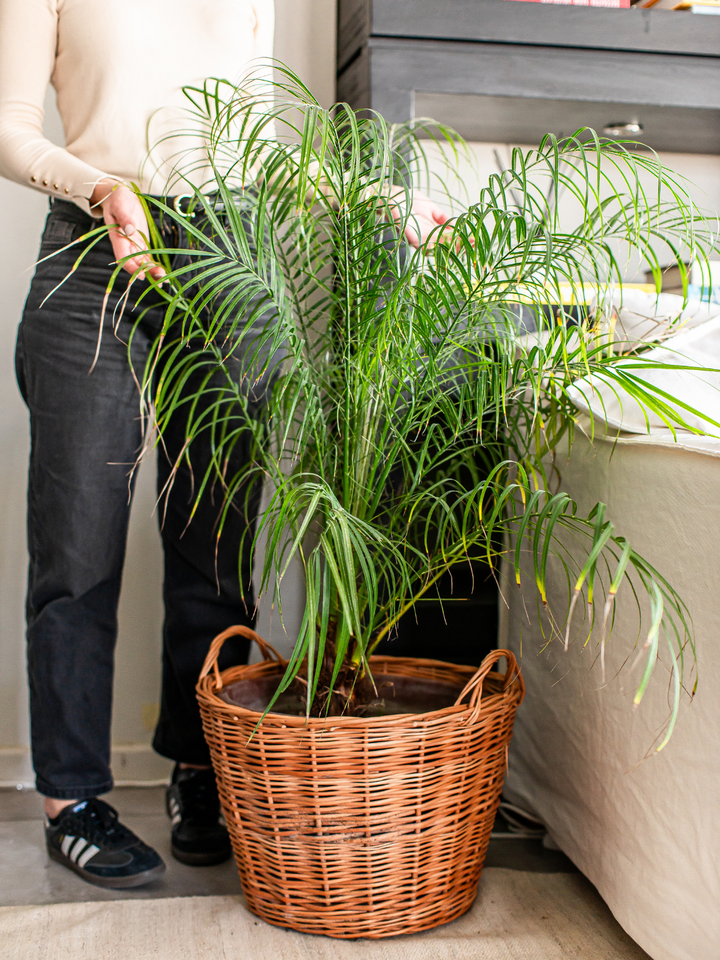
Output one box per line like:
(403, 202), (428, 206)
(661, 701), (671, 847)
(130, 70), (713, 732)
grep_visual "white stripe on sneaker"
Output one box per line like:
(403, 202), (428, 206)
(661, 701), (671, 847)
(60, 835), (76, 857)
(77, 844), (100, 868)
(69, 837), (88, 862)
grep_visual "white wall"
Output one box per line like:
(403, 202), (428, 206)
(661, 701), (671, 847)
(0, 98), (65, 781)
(249, 0), (337, 662)
(1, 1), (718, 784)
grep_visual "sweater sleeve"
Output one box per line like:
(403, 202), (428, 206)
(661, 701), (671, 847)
(0, 0), (112, 214)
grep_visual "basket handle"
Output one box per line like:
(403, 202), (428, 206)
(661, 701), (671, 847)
(199, 625), (284, 691)
(454, 648), (524, 723)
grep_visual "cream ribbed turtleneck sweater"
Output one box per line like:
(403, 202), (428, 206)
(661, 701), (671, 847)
(0, 0), (274, 214)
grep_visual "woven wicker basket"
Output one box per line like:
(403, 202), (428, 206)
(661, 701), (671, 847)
(197, 625), (525, 939)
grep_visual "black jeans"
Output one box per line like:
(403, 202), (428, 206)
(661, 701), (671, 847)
(16, 199), (273, 799)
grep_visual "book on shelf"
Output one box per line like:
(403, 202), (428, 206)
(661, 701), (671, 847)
(640, 261), (720, 300)
(643, 264), (688, 294)
(687, 284), (720, 303)
(635, 0), (720, 10)
(504, 0), (631, 7)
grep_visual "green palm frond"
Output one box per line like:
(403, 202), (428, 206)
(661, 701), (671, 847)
(116, 67), (715, 737)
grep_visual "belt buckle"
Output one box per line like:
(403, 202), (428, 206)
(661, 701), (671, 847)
(173, 194), (196, 219)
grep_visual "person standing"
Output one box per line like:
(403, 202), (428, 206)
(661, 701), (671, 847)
(0, 0), (448, 890)
(0, 0), (280, 889)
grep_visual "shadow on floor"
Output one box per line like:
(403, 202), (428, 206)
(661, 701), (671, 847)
(487, 806), (578, 873)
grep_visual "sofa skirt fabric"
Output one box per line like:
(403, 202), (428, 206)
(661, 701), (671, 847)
(500, 430), (720, 960)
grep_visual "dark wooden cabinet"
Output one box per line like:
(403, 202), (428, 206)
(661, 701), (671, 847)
(337, 1), (720, 662)
(338, 0), (720, 154)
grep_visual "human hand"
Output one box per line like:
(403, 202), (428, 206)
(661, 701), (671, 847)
(387, 188), (450, 248)
(91, 180), (165, 281)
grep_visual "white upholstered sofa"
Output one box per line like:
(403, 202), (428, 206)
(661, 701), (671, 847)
(501, 426), (720, 960)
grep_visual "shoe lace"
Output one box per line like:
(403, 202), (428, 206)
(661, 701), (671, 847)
(66, 798), (135, 848)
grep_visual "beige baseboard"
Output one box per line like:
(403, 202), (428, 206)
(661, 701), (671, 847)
(0, 745), (173, 790)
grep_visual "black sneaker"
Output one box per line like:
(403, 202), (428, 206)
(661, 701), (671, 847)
(45, 797), (166, 889)
(166, 765), (231, 866)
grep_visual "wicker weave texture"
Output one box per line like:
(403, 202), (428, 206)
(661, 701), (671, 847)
(197, 627), (525, 939)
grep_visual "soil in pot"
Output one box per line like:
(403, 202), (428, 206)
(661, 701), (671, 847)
(219, 673), (465, 717)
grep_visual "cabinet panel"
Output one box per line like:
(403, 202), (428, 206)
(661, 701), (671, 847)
(338, 1), (720, 154)
(337, 37), (720, 154)
(338, 0), (371, 70)
(372, 0), (720, 57)
(415, 92), (720, 155)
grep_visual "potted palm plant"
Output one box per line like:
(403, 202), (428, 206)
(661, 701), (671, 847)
(125, 70), (713, 936)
